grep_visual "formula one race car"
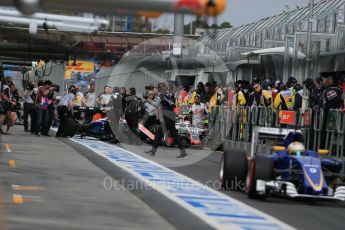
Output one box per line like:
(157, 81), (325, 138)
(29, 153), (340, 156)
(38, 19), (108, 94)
(176, 119), (208, 146)
(79, 117), (117, 142)
(75, 107), (117, 143)
(220, 127), (345, 201)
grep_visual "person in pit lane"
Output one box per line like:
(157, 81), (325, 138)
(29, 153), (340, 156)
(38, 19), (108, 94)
(188, 95), (207, 127)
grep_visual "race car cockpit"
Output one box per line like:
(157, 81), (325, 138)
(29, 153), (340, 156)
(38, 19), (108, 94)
(287, 141), (306, 156)
(284, 131), (305, 156)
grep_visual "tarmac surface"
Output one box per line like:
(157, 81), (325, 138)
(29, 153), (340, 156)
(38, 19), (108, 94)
(1, 126), (345, 229)
(0, 127), (176, 230)
(99, 138), (345, 230)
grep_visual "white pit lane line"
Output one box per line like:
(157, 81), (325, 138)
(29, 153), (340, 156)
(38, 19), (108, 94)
(68, 135), (294, 230)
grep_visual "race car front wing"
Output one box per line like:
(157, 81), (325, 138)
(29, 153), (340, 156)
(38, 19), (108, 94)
(256, 180), (345, 201)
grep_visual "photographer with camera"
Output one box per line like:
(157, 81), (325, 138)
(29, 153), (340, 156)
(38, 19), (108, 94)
(5, 83), (21, 134)
(303, 77), (323, 109)
(0, 70), (12, 134)
(34, 80), (58, 136)
(23, 81), (37, 132)
(46, 83), (60, 133)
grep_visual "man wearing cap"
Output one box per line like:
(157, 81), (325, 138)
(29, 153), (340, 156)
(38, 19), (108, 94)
(321, 73), (342, 113)
(273, 83), (295, 111)
(320, 73), (343, 148)
(248, 81), (271, 107)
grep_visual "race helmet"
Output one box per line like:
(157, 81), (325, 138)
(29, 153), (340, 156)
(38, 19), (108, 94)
(287, 142), (305, 156)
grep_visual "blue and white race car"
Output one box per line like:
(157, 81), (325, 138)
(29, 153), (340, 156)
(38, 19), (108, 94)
(220, 127), (345, 200)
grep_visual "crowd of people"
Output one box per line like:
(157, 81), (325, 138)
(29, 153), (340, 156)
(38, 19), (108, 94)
(1, 70), (344, 156)
(0, 76), (60, 135)
(229, 74), (345, 113)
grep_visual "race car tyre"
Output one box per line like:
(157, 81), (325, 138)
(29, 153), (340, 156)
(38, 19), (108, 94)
(63, 118), (77, 138)
(220, 149), (248, 190)
(247, 156), (274, 199)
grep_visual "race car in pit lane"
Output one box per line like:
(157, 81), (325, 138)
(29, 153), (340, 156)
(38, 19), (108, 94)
(73, 106), (118, 142)
(176, 118), (208, 146)
(220, 127), (345, 201)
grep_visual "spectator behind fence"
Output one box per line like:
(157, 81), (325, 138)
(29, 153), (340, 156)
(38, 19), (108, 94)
(292, 83), (303, 110)
(208, 81), (224, 112)
(248, 81), (271, 107)
(235, 80), (250, 106)
(273, 83), (295, 111)
(196, 82), (206, 104)
(187, 86), (197, 105)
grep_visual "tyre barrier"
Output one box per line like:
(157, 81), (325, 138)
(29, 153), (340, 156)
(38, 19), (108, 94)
(206, 106), (345, 159)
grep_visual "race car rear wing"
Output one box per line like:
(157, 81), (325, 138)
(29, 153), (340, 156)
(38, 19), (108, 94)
(250, 127), (296, 157)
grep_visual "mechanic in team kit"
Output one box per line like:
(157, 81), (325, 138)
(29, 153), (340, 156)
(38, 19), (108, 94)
(145, 82), (187, 158)
(189, 95), (207, 127)
(56, 85), (77, 137)
(124, 87), (144, 144)
(82, 82), (97, 123)
(303, 77), (324, 109)
(96, 85), (113, 108)
(143, 90), (160, 130)
(320, 73), (343, 148)
(322, 74), (343, 112)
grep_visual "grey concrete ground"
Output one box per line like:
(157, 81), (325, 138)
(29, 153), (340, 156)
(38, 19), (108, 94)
(0, 126), (176, 230)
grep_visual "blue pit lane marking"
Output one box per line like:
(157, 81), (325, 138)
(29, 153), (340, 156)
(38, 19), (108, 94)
(70, 137), (294, 230)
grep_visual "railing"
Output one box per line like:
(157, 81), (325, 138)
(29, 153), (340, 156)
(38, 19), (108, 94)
(206, 106), (345, 159)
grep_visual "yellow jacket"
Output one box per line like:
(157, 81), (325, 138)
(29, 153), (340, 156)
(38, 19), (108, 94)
(274, 89), (295, 110)
(236, 91), (246, 106)
(187, 91), (197, 105)
(209, 88), (224, 112)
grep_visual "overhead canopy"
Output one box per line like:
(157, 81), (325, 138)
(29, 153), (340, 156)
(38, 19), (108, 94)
(241, 47), (306, 60)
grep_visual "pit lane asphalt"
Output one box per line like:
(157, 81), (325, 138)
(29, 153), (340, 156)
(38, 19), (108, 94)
(3, 126), (344, 229)
(174, 151), (345, 230)
(0, 127), (178, 230)
(90, 141), (345, 230)
(54, 135), (345, 230)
